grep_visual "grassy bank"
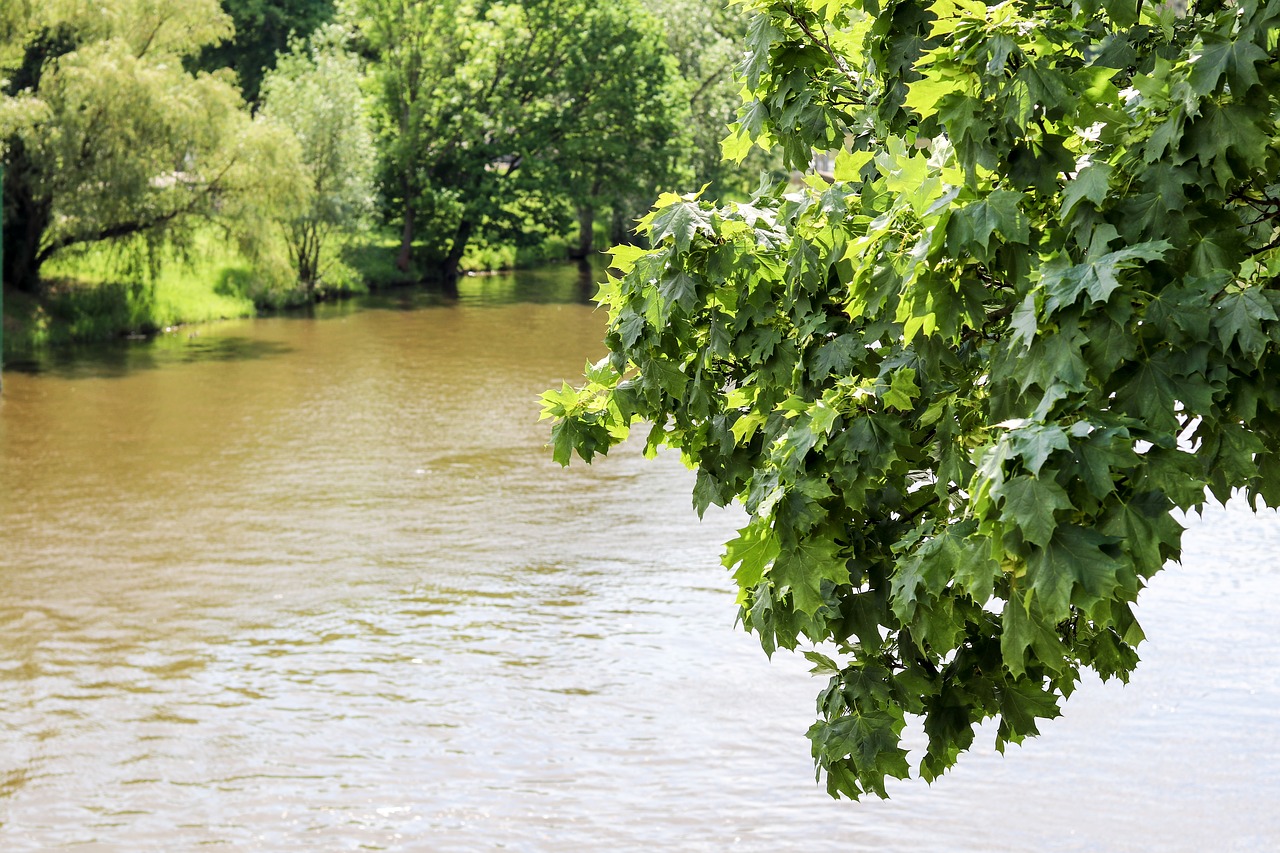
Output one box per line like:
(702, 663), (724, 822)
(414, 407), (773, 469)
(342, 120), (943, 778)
(1, 227), (581, 359)
(5, 241), (258, 355)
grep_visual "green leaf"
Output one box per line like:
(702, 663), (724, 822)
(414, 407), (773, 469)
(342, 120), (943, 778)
(951, 189), (1029, 251)
(1184, 102), (1271, 172)
(771, 536), (850, 615)
(607, 243), (652, 273)
(834, 149), (874, 182)
(993, 475), (1073, 547)
(1018, 327), (1088, 397)
(649, 201), (713, 254)
(1010, 293), (1038, 348)
(1000, 596), (1066, 678)
(658, 270), (699, 313)
(722, 522), (780, 592)
(805, 650), (841, 673)
(1026, 525), (1125, 621)
(1102, 0), (1140, 26)
(640, 356), (688, 399)
(1102, 492), (1183, 579)
(810, 402), (840, 436)
(1007, 423), (1071, 477)
(810, 334), (863, 381)
(1213, 288), (1276, 361)
(693, 468), (728, 517)
(721, 126), (754, 162)
(1060, 162), (1112, 220)
(904, 74), (964, 121)
(996, 677), (1062, 743)
(731, 409), (767, 444)
(1042, 241), (1171, 314)
(951, 538), (1000, 605)
(1188, 34), (1268, 96)
(1115, 351), (1186, 433)
(882, 367), (919, 411)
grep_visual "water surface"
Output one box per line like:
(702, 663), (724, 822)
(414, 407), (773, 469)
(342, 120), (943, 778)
(1, 265), (1277, 850)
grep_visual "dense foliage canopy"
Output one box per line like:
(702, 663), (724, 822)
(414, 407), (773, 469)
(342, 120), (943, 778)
(0, 0), (302, 292)
(545, 0), (1280, 798)
(196, 0), (337, 105)
(346, 0), (693, 277)
(2, 0), (760, 295)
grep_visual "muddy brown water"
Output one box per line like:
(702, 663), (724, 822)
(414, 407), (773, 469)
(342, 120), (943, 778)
(0, 265), (1277, 850)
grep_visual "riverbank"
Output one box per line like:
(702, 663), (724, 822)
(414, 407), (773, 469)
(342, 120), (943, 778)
(0, 229), (577, 359)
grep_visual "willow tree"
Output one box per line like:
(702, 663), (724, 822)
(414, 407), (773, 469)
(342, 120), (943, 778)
(545, 0), (1280, 798)
(0, 0), (302, 292)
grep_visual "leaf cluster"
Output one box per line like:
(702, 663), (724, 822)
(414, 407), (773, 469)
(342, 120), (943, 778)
(546, 0), (1280, 798)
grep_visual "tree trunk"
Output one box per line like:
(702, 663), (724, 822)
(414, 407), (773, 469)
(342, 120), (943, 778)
(576, 259), (596, 302)
(395, 202), (415, 273)
(440, 218), (474, 293)
(570, 203), (595, 261)
(290, 222), (319, 295)
(610, 207), (635, 247)
(1, 220), (47, 295)
(2, 162), (52, 294)
(2, 26), (79, 293)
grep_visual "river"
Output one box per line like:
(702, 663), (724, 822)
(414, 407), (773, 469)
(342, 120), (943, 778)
(0, 264), (1277, 851)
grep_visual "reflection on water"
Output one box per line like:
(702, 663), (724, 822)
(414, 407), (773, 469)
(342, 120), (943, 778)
(4, 335), (295, 381)
(0, 263), (1277, 851)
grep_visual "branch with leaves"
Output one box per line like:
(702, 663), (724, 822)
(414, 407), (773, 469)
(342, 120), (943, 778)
(546, 0), (1280, 799)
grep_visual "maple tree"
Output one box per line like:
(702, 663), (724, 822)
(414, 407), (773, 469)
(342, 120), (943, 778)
(544, 0), (1280, 798)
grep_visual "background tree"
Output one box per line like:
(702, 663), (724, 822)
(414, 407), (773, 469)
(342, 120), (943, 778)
(652, 0), (781, 198)
(260, 24), (375, 292)
(1, 0), (304, 293)
(348, 0), (690, 280)
(197, 0), (338, 105)
(343, 0), (468, 274)
(546, 0), (1280, 799)
(541, 8), (691, 260)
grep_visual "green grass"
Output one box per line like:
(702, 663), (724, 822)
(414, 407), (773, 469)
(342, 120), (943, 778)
(463, 234), (571, 272)
(2, 225), (576, 358)
(342, 230), (573, 280)
(3, 237), (260, 356)
(341, 234), (425, 289)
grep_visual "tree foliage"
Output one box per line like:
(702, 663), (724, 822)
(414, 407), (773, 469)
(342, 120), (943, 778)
(545, 0), (1280, 798)
(346, 0), (690, 278)
(261, 24), (375, 292)
(0, 0), (303, 292)
(651, 0), (784, 199)
(554, 10), (690, 260)
(197, 0), (338, 105)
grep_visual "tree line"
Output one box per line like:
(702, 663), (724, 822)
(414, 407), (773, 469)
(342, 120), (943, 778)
(0, 0), (771, 299)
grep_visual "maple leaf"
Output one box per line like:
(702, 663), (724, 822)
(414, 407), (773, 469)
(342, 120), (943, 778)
(1026, 525), (1125, 621)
